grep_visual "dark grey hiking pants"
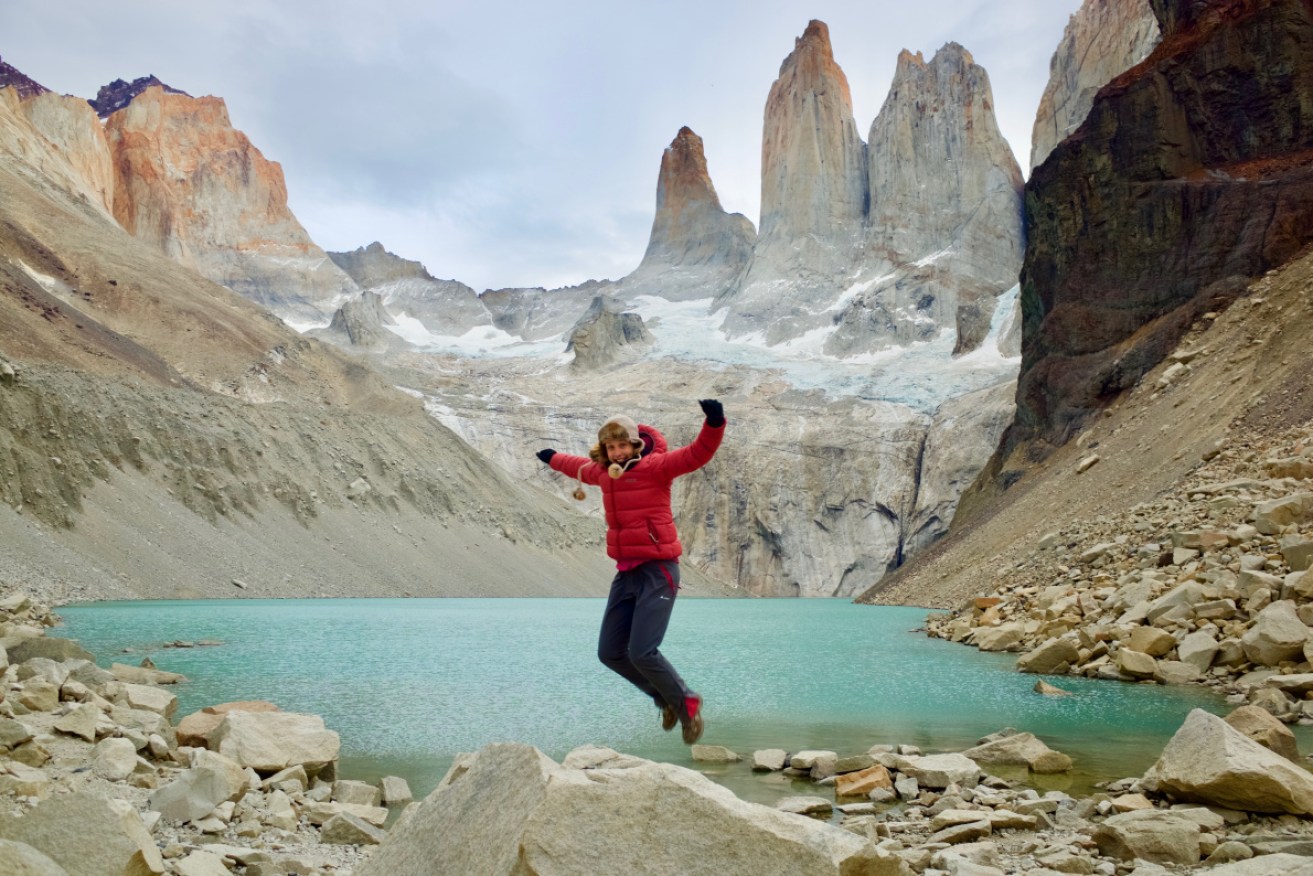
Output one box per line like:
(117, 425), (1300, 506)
(597, 560), (693, 712)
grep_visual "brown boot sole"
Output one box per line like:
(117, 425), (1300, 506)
(661, 705), (678, 732)
(681, 711), (704, 745)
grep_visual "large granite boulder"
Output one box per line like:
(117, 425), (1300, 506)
(1241, 600), (1309, 666)
(1199, 854), (1313, 875)
(149, 766), (245, 823)
(356, 743), (910, 876)
(1092, 809), (1201, 865)
(207, 710), (340, 774)
(0, 839), (67, 876)
(1224, 704), (1300, 762)
(893, 753), (981, 789)
(565, 296), (652, 369)
(1016, 637), (1080, 674)
(1147, 708), (1313, 814)
(176, 700), (280, 748)
(6, 637), (93, 664)
(0, 792), (164, 876)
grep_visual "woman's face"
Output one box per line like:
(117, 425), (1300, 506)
(605, 439), (636, 463)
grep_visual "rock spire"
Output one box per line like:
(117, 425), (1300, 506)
(717, 24), (1023, 356)
(619, 126), (755, 302)
(758, 20), (868, 243)
(716, 20), (869, 344)
(844, 42), (1023, 357)
(639, 127), (754, 276)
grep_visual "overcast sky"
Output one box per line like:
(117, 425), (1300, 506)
(4, 1), (1082, 292)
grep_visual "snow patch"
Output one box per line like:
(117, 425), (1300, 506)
(386, 313), (565, 359)
(914, 246), (954, 268)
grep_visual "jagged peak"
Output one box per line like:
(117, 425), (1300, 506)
(327, 241), (436, 286)
(779, 19), (838, 75)
(896, 43), (978, 79)
(658, 126), (721, 209)
(934, 42), (975, 66)
(90, 75), (191, 118)
(0, 55), (49, 100)
(896, 49), (927, 69)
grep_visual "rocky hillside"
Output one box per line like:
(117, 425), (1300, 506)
(0, 76), (660, 605)
(976, 0), (1313, 501)
(925, 404), (1313, 712)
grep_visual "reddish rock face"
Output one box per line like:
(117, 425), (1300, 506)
(106, 86), (357, 317)
(1004, 0), (1313, 466)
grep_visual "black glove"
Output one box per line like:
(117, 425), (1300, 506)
(698, 399), (724, 428)
(536, 448), (556, 465)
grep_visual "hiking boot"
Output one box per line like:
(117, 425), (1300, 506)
(660, 703), (678, 732)
(679, 693), (703, 745)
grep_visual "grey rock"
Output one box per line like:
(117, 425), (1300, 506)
(354, 743), (901, 876)
(320, 812), (388, 846)
(0, 839), (68, 876)
(0, 793), (164, 876)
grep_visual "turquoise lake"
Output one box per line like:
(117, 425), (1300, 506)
(52, 598), (1244, 805)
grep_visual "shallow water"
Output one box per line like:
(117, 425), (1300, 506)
(53, 598), (1246, 805)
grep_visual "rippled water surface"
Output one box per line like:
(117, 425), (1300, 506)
(54, 598), (1242, 804)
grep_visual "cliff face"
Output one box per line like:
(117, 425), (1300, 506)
(105, 86), (358, 321)
(0, 88), (115, 219)
(1030, 0), (1161, 170)
(978, 0), (1313, 496)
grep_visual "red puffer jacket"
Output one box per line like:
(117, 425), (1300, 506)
(549, 420), (724, 562)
